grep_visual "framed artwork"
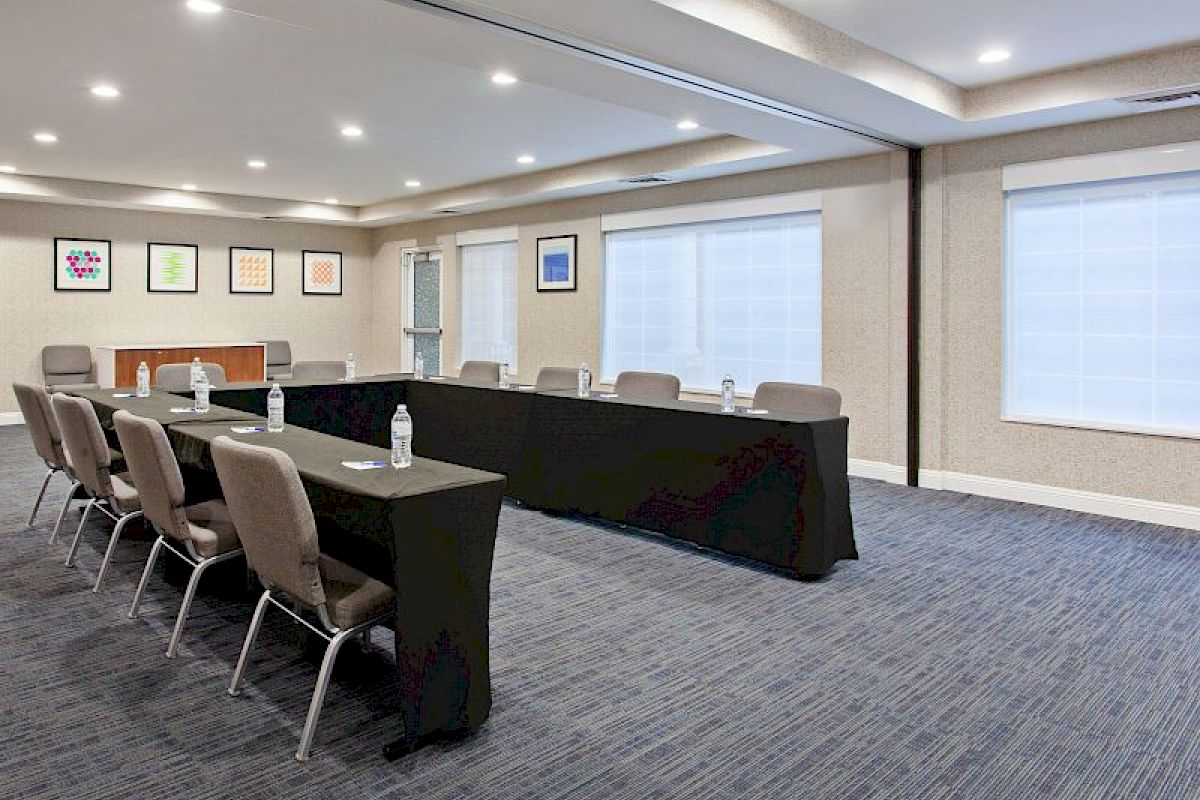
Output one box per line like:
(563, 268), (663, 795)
(229, 247), (274, 294)
(302, 250), (343, 295)
(54, 238), (111, 291)
(147, 242), (198, 293)
(536, 235), (577, 292)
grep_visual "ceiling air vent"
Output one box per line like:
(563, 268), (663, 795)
(1115, 85), (1200, 111)
(622, 174), (674, 185)
(435, 208), (461, 214)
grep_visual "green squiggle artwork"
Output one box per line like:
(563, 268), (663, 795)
(160, 250), (185, 284)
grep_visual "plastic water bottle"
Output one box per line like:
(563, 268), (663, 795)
(135, 361), (150, 398)
(345, 353), (356, 382)
(390, 404), (413, 469)
(414, 352), (425, 380)
(267, 383), (284, 432)
(499, 361), (509, 388)
(577, 363), (591, 398)
(189, 357), (202, 390)
(194, 370), (211, 413)
(721, 375), (736, 413)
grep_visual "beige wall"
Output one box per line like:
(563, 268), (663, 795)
(373, 153), (910, 466)
(0, 200), (375, 413)
(922, 106), (1200, 506)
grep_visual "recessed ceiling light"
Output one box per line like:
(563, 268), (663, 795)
(91, 84), (121, 98)
(491, 72), (518, 85)
(34, 132), (58, 144)
(0, 165), (16, 174)
(517, 154), (536, 165)
(324, 197), (339, 205)
(186, 0), (223, 13)
(247, 159), (266, 169)
(405, 179), (422, 188)
(181, 183), (198, 191)
(1162, 148), (1185, 154)
(977, 48), (1011, 64)
(676, 119), (699, 131)
(340, 125), (363, 138)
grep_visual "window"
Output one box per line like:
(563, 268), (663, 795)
(460, 240), (517, 370)
(1004, 171), (1200, 436)
(602, 212), (821, 393)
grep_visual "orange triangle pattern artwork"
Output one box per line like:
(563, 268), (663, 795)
(237, 255), (270, 288)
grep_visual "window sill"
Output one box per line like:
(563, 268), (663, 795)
(1001, 414), (1200, 442)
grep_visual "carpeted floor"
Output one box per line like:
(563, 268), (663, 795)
(1, 425), (1197, 800)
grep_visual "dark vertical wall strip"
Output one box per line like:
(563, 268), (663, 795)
(906, 148), (923, 487)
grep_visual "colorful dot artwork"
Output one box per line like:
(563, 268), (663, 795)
(310, 259), (335, 285)
(64, 248), (104, 281)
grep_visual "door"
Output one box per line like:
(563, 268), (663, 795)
(402, 248), (443, 375)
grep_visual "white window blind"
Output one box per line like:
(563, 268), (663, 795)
(1004, 171), (1200, 437)
(460, 241), (517, 370)
(602, 212), (821, 392)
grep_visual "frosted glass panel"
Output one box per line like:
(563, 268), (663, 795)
(413, 259), (440, 329)
(460, 241), (518, 370)
(1005, 171), (1200, 434)
(602, 212), (821, 392)
(413, 333), (440, 376)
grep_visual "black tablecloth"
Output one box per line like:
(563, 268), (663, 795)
(71, 388), (261, 430)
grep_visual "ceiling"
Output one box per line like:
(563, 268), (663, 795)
(773, 0), (1200, 87)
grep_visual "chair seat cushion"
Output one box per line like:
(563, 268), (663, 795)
(319, 554), (394, 629)
(185, 500), (241, 558)
(110, 473), (141, 513)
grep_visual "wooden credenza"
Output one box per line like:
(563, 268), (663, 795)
(96, 343), (267, 388)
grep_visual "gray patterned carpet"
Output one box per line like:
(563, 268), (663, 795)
(1, 425), (1197, 800)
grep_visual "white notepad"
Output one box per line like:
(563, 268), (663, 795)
(341, 460), (388, 470)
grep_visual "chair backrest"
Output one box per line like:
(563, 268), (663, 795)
(752, 382), (842, 416)
(51, 393), (113, 498)
(155, 362), (227, 390)
(210, 436), (325, 608)
(290, 360), (344, 381)
(614, 371), (680, 402)
(12, 382), (67, 468)
(112, 411), (190, 541)
(459, 360), (501, 383)
(42, 345), (93, 386)
(535, 366), (578, 391)
(264, 340), (292, 369)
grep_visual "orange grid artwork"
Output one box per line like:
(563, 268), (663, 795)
(237, 255), (270, 288)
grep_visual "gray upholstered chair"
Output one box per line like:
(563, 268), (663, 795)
(459, 360), (501, 383)
(155, 362), (227, 391)
(50, 393), (143, 591)
(752, 382), (842, 416)
(115, 411), (243, 658)
(42, 345), (99, 391)
(12, 382), (80, 534)
(290, 360), (344, 381)
(535, 366), (578, 391)
(613, 371), (681, 402)
(212, 436), (394, 762)
(264, 340), (293, 380)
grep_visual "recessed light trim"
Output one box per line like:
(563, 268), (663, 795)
(91, 84), (121, 98)
(181, 183), (198, 191)
(977, 48), (1011, 64)
(247, 159), (266, 169)
(34, 132), (58, 144)
(340, 125), (364, 138)
(517, 154), (536, 165)
(676, 119), (699, 131)
(186, 0), (223, 13)
(491, 72), (518, 85)
(0, 165), (16, 174)
(405, 179), (422, 188)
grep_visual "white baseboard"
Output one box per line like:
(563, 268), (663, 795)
(0, 411), (25, 426)
(847, 458), (907, 485)
(918, 469), (1200, 531)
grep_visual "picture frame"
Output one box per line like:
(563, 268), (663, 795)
(229, 246), (274, 294)
(536, 235), (577, 292)
(302, 250), (343, 296)
(147, 242), (199, 293)
(54, 238), (112, 292)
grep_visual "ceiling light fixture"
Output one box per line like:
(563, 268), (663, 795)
(1162, 148), (1185, 154)
(247, 159), (266, 169)
(324, 198), (339, 205)
(517, 154), (536, 165)
(34, 132), (58, 144)
(181, 183), (198, 191)
(186, 0), (223, 13)
(405, 179), (422, 188)
(340, 125), (364, 138)
(676, 119), (699, 131)
(491, 72), (518, 85)
(0, 165), (16, 174)
(91, 84), (121, 98)
(977, 48), (1011, 64)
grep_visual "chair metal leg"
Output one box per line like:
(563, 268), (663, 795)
(48, 481), (81, 545)
(128, 535), (165, 619)
(28, 469), (54, 527)
(164, 550), (241, 658)
(93, 510), (143, 593)
(295, 627), (357, 762)
(229, 590), (272, 696)
(65, 499), (95, 567)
